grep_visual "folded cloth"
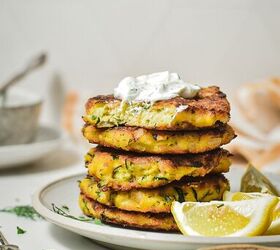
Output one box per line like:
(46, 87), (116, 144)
(227, 78), (280, 173)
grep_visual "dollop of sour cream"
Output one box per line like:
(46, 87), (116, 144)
(114, 71), (200, 102)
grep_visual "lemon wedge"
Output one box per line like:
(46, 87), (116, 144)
(171, 197), (278, 237)
(241, 164), (279, 196)
(223, 191), (280, 235)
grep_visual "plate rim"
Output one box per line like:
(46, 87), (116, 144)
(32, 171), (280, 246)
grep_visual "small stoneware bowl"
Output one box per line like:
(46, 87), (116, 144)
(0, 88), (42, 145)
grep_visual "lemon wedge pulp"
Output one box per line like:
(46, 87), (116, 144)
(241, 165), (279, 196)
(224, 191), (280, 235)
(171, 197), (278, 237)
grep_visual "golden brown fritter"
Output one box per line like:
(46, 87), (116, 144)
(82, 124), (235, 154)
(85, 147), (231, 190)
(83, 86), (230, 130)
(79, 174), (229, 213)
(79, 194), (178, 232)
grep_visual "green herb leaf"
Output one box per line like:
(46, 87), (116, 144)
(0, 205), (43, 220)
(61, 205), (69, 211)
(142, 102), (151, 110)
(112, 165), (122, 178)
(93, 218), (102, 225)
(174, 187), (185, 203)
(164, 195), (172, 203)
(91, 115), (100, 125)
(87, 152), (95, 158)
(191, 187), (198, 201)
(52, 204), (102, 225)
(200, 190), (212, 201)
(152, 133), (158, 141)
(17, 226), (26, 234)
(52, 203), (91, 221)
(124, 159), (130, 170)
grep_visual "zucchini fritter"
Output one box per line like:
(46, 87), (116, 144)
(79, 194), (178, 232)
(85, 147), (231, 190)
(79, 175), (229, 213)
(82, 124), (235, 154)
(83, 86), (230, 130)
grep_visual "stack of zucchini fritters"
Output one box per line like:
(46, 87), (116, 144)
(79, 86), (236, 232)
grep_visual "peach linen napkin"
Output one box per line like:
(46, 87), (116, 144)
(227, 78), (280, 173)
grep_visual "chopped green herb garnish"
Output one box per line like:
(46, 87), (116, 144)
(152, 133), (158, 141)
(61, 205), (69, 211)
(124, 159), (130, 170)
(91, 115), (100, 125)
(141, 175), (147, 181)
(191, 187), (198, 201)
(128, 138), (135, 145)
(87, 152), (95, 158)
(200, 190), (212, 200)
(128, 175), (135, 183)
(174, 187), (185, 203)
(52, 204), (102, 225)
(142, 103), (151, 110)
(0, 205), (43, 220)
(17, 226), (26, 234)
(92, 218), (102, 225)
(96, 190), (101, 198)
(52, 204), (91, 221)
(164, 195), (172, 203)
(217, 204), (224, 208)
(112, 165), (122, 178)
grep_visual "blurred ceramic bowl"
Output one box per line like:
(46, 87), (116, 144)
(0, 88), (42, 145)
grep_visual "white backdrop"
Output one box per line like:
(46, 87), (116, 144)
(1, 0), (280, 100)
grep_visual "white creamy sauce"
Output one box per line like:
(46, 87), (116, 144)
(114, 71), (200, 102)
(176, 105), (189, 113)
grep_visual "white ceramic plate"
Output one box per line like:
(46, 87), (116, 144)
(0, 125), (63, 168)
(32, 167), (280, 250)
